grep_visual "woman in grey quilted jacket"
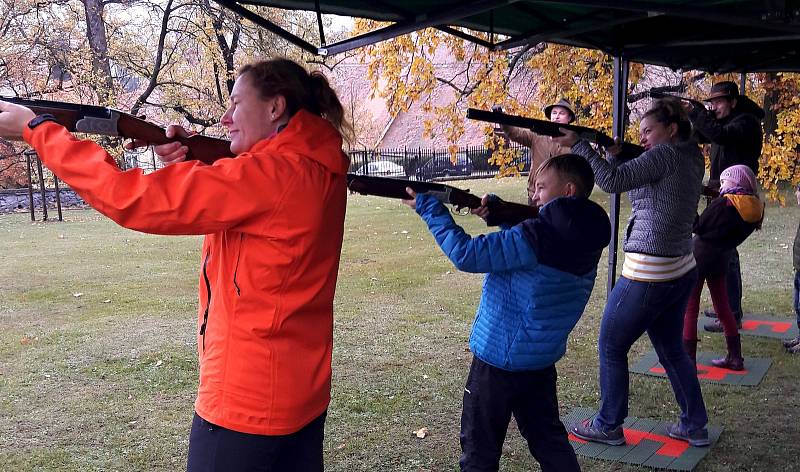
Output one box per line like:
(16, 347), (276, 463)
(554, 98), (710, 447)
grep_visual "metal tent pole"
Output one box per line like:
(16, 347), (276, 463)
(608, 56), (630, 293)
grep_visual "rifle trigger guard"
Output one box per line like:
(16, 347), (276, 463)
(451, 206), (471, 216)
(425, 188), (451, 205)
(76, 113), (120, 136)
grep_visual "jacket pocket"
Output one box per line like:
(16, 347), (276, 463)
(199, 251), (212, 352)
(625, 215), (636, 243)
(232, 234), (244, 296)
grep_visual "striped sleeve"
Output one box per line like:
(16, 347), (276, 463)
(572, 140), (678, 194)
(622, 253), (696, 282)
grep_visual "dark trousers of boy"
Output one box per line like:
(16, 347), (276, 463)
(460, 356), (581, 472)
(795, 270), (800, 330)
(186, 411), (326, 472)
(594, 268), (708, 434)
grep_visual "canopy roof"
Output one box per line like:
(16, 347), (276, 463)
(214, 0), (800, 72)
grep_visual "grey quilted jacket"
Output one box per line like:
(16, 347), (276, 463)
(572, 140), (704, 257)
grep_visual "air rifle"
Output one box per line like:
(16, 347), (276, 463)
(346, 174), (538, 227)
(648, 90), (705, 109)
(2, 97), (537, 226)
(466, 108), (644, 159)
(0, 96), (234, 164)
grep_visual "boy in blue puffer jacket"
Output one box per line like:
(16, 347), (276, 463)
(403, 153), (610, 472)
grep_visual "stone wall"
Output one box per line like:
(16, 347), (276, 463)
(0, 188), (87, 214)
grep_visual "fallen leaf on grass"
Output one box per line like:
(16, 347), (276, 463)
(73, 292), (83, 298)
(413, 427), (428, 439)
(103, 299), (111, 303)
(335, 443), (346, 450)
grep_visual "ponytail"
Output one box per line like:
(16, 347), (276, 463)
(309, 71), (353, 144)
(238, 58), (353, 144)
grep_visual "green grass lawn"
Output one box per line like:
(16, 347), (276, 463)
(1, 176), (799, 471)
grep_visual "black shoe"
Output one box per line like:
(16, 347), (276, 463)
(703, 318), (742, 332)
(703, 309), (718, 318)
(571, 419), (625, 446)
(666, 422), (710, 447)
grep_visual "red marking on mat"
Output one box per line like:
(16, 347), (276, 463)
(624, 429), (689, 457)
(651, 365), (748, 380)
(741, 320), (792, 333)
(568, 433), (587, 444)
(568, 429), (689, 457)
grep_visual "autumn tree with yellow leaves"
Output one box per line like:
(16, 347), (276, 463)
(353, 23), (799, 201)
(353, 21), (646, 174)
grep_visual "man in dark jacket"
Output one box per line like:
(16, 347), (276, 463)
(687, 81), (765, 331)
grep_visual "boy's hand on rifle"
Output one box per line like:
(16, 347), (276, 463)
(402, 187), (418, 210)
(0, 101), (36, 141)
(124, 124), (192, 166)
(471, 194), (492, 221)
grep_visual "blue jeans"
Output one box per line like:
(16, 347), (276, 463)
(794, 270), (800, 330)
(594, 269), (708, 434)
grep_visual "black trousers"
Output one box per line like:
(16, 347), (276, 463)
(186, 411), (326, 472)
(459, 357), (580, 472)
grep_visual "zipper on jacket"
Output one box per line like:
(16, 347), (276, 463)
(232, 234), (243, 296)
(200, 252), (212, 352)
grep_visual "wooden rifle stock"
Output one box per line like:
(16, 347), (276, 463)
(467, 108), (644, 160)
(0, 96), (234, 165)
(346, 174), (538, 227)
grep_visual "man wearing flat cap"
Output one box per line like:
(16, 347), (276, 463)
(686, 80), (766, 332)
(497, 98), (575, 204)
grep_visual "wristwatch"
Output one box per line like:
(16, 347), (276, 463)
(27, 113), (58, 129)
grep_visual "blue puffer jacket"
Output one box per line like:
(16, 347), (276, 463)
(415, 194), (611, 371)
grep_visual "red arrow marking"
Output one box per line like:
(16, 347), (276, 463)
(651, 364), (748, 380)
(568, 429), (690, 457)
(742, 320), (792, 333)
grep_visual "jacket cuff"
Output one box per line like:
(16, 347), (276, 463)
(23, 120), (61, 146)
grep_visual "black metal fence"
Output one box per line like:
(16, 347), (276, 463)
(347, 143), (530, 181)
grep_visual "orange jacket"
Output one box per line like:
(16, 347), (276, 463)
(24, 110), (349, 435)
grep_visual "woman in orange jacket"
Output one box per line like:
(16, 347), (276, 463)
(0, 58), (351, 471)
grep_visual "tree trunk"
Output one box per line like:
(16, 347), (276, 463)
(82, 0), (115, 104)
(762, 72), (779, 138)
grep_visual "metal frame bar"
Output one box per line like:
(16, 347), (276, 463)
(437, 26), (494, 49)
(528, 0), (800, 35)
(319, 0), (516, 56)
(213, 0), (320, 54)
(315, 0), (326, 46)
(626, 34), (800, 51)
(494, 12), (646, 50)
(608, 56), (629, 293)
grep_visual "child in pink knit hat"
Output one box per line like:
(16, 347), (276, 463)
(720, 164), (757, 194)
(683, 165), (764, 370)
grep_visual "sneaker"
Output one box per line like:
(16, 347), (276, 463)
(665, 423), (710, 447)
(571, 419), (625, 446)
(783, 336), (800, 349)
(789, 343), (800, 354)
(703, 309), (718, 318)
(703, 318), (742, 333)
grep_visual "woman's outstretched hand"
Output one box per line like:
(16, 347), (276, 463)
(0, 101), (36, 141)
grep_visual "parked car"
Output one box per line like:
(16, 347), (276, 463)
(415, 154), (473, 181)
(354, 161), (406, 178)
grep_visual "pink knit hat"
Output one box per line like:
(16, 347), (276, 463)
(720, 165), (757, 193)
